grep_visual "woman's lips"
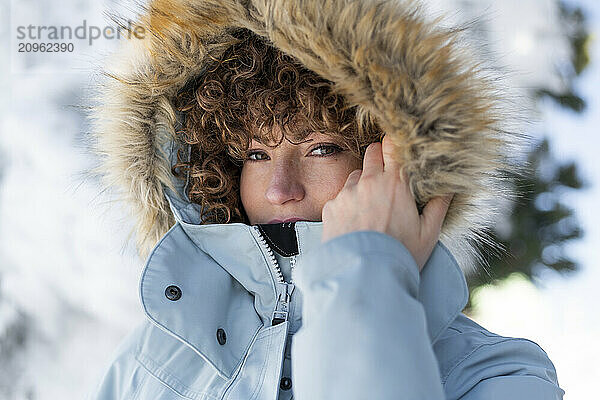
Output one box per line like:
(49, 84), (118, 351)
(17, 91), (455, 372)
(266, 217), (306, 224)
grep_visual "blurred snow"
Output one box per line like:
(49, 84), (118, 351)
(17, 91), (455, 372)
(425, 0), (573, 94)
(0, 65), (144, 400)
(0, 0), (597, 398)
(1, 1), (145, 398)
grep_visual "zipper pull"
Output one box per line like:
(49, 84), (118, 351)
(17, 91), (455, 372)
(272, 282), (295, 326)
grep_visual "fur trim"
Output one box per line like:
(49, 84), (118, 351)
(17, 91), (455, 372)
(88, 0), (531, 275)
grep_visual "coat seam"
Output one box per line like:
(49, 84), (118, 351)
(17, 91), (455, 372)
(223, 327), (274, 400)
(443, 325), (554, 354)
(134, 352), (221, 400)
(444, 325), (508, 338)
(441, 337), (550, 385)
(451, 327), (541, 341)
(130, 365), (150, 400)
(460, 374), (565, 398)
(219, 324), (264, 399)
(249, 329), (276, 400)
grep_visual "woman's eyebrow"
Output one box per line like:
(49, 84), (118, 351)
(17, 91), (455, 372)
(251, 135), (318, 145)
(250, 136), (270, 145)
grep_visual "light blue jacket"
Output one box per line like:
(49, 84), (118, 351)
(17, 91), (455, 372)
(88, 209), (564, 399)
(86, 0), (566, 398)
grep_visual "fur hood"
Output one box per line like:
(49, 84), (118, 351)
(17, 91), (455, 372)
(88, 0), (530, 275)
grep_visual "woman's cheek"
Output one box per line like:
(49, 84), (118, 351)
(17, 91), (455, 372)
(306, 160), (352, 202)
(239, 165), (263, 223)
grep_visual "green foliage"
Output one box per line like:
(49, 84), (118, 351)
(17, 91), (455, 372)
(559, 2), (592, 75)
(463, 0), (592, 314)
(536, 1), (592, 113)
(464, 137), (587, 312)
(536, 88), (586, 113)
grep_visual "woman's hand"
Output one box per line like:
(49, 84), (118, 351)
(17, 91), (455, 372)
(321, 135), (454, 271)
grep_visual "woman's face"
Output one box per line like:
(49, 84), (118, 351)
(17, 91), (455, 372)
(240, 130), (362, 225)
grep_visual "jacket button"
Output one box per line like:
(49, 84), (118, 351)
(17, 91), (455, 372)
(280, 376), (292, 391)
(216, 328), (227, 345)
(165, 285), (182, 301)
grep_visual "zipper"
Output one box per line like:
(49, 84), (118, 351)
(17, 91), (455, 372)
(253, 225), (297, 326)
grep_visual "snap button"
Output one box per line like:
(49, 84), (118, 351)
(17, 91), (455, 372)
(165, 285), (182, 301)
(216, 328), (227, 345)
(280, 376), (292, 391)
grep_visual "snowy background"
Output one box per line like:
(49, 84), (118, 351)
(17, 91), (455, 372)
(1, 0), (598, 398)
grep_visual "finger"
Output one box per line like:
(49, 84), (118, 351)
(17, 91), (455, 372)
(421, 193), (454, 235)
(362, 142), (384, 177)
(382, 134), (400, 175)
(343, 169), (362, 189)
(397, 168), (414, 199)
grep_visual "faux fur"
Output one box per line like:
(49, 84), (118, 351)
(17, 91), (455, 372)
(88, 0), (531, 276)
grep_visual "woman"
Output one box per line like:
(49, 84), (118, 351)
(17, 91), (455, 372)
(88, 0), (564, 399)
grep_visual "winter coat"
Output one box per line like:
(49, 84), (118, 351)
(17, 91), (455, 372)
(86, 0), (565, 398)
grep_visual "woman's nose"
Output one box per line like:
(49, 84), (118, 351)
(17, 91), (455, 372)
(265, 162), (305, 205)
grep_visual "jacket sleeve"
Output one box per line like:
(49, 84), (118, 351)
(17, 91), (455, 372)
(445, 337), (565, 399)
(85, 322), (149, 400)
(291, 230), (446, 399)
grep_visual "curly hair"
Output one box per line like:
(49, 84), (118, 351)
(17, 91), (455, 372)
(172, 28), (384, 224)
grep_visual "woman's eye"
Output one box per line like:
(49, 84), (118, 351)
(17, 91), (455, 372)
(246, 150), (269, 161)
(245, 144), (343, 161)
(310, 144), (343, 157)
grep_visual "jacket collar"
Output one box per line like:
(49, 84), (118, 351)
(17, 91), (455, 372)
(139, 215), (468, 379)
